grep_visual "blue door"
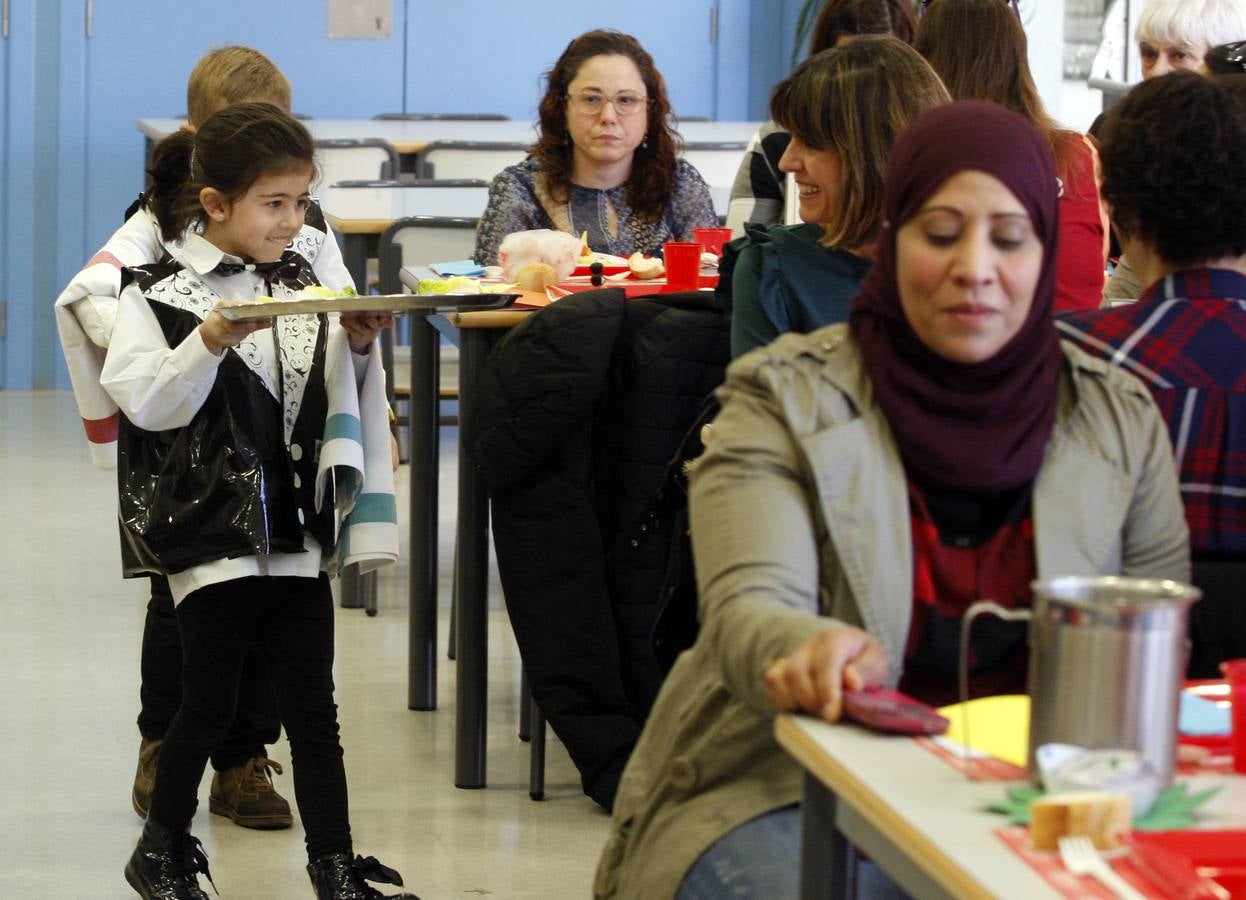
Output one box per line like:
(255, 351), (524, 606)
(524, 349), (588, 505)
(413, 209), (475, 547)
(0, 0), (48, 389)
(77, 0), (407, 263)
(403, 3), (721, 121)
(0, 0), (9, 387)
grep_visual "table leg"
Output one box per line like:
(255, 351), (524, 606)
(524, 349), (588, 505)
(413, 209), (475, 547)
(338, 231), (368, 296)
(454, 326), (494, 789)
(802, 773), (856, 900)
(407, 313), (440, 711)
(340, 564), (363, 609)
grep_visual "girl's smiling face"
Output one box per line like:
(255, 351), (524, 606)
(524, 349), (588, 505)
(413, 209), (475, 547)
(201, 164), (313, 263)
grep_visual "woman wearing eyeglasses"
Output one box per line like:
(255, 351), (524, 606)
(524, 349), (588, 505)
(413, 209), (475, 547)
(916, 0), (1110, 313)
(473, 29), (718, 267)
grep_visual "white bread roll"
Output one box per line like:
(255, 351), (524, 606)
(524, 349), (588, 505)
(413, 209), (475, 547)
(629, 252), (664, 280)
(1029, 791), (1132, 852)
(514, 262), (559, 292)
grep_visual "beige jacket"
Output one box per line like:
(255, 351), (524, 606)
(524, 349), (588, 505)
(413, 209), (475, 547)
(593, 325), (1189, 899)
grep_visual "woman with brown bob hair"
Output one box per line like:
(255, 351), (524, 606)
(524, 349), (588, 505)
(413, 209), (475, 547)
(916, 0), (1110, 312)
(725, 0), (918, 232)
(473, 29), (717, 266)
(722, 36), (949, 356)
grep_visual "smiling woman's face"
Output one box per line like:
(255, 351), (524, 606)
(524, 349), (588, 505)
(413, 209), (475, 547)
(778, 136), (842, 225)
(895, 169), (1043, 363)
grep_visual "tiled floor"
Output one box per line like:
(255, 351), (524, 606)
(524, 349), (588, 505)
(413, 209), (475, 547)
(0, 391), (610, 899)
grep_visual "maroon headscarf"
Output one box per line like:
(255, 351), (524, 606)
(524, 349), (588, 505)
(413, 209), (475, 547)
(849, 100), (1064, 493)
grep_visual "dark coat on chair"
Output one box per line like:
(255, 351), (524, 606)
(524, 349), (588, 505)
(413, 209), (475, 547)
(466, 287), (729, 805)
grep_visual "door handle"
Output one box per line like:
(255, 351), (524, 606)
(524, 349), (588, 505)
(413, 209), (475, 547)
(3, 0), (10, 39)
(85, 0), (93, 37)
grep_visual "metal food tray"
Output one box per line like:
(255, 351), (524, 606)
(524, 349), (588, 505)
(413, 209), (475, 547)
(217, 293), (518, 322)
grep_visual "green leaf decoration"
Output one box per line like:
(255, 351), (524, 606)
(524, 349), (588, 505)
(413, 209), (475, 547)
(984, 782), (1223, 830)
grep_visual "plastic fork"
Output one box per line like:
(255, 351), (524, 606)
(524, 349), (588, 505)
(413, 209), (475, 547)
(1058, 836), (1147, 900)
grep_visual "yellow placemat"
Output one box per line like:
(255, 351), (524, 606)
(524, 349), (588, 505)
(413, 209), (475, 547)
(937, 694), (1030, 767)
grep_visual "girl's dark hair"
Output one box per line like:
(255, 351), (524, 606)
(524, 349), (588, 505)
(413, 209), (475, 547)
(915, 0), (1083, 180)
(530, 29), (680, 223)
(145, 101), (316, 243)
(809, 0), (918, 55)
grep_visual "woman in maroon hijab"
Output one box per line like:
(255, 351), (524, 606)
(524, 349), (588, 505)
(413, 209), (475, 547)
(594, 101), (1188, 900)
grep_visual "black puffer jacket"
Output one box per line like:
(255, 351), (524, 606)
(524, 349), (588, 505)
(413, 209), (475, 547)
(466, 287), (729, 806)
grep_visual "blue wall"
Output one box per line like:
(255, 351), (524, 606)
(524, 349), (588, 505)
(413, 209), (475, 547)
(1, 0), (795, 390)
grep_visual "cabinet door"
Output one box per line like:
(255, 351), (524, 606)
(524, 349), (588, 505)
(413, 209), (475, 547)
(403, 2), (720, 120)
(79, 0), (406, 261)
(0, 0), (42, 389)
(0, 0), (9, 386)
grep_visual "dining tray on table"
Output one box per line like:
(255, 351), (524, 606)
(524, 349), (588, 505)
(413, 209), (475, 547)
(218, 293), (519, 322)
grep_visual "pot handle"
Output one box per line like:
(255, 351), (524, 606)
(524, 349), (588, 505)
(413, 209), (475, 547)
(958, 601), (1033, 779)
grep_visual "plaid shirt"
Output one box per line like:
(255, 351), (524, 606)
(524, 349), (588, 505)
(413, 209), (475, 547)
(1057, 268), (1246, 558)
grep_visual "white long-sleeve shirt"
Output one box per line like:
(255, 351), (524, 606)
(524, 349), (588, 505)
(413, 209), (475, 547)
(55, 201), (352, 466)
(101, 232), (375, 603)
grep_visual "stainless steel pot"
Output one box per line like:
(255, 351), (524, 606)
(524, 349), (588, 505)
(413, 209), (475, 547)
(962, 576), (1201, 785)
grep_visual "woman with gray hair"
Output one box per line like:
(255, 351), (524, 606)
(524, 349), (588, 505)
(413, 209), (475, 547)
(1137, 0), (1246, 77)
(1102, 0), (1246, 300)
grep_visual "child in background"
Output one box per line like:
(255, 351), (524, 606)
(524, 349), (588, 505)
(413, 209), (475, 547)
(54, 45), (351, 831)
(105, 102), (411, 900)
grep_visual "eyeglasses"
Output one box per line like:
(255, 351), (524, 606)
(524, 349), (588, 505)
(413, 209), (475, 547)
(565, 91), (649, 117)
(919, 0), (1021, 20)
(1206, 40), (1246, 75)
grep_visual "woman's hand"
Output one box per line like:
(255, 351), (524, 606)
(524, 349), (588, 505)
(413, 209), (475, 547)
(340, 311), (394, 354)
(199, 302), (271, 356)
(764, 626), (890, 722)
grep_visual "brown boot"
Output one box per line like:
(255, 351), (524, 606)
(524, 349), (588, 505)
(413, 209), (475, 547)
(209, 757), (293, 829)
(132, 738), (161, 820)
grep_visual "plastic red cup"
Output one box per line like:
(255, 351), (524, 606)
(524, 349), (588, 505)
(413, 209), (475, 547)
(663, 242), (703, 291)
(693, 226), (734, 257)
(1223, 658), (1246, 774)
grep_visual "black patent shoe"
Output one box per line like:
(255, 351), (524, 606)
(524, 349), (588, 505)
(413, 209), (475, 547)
(124, 820), (215, 899)
(307, 852), (419, 899)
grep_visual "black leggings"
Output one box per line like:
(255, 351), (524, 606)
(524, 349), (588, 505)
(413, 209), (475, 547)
(147, 575), (351, 858)
(138, 575), (280, 771)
